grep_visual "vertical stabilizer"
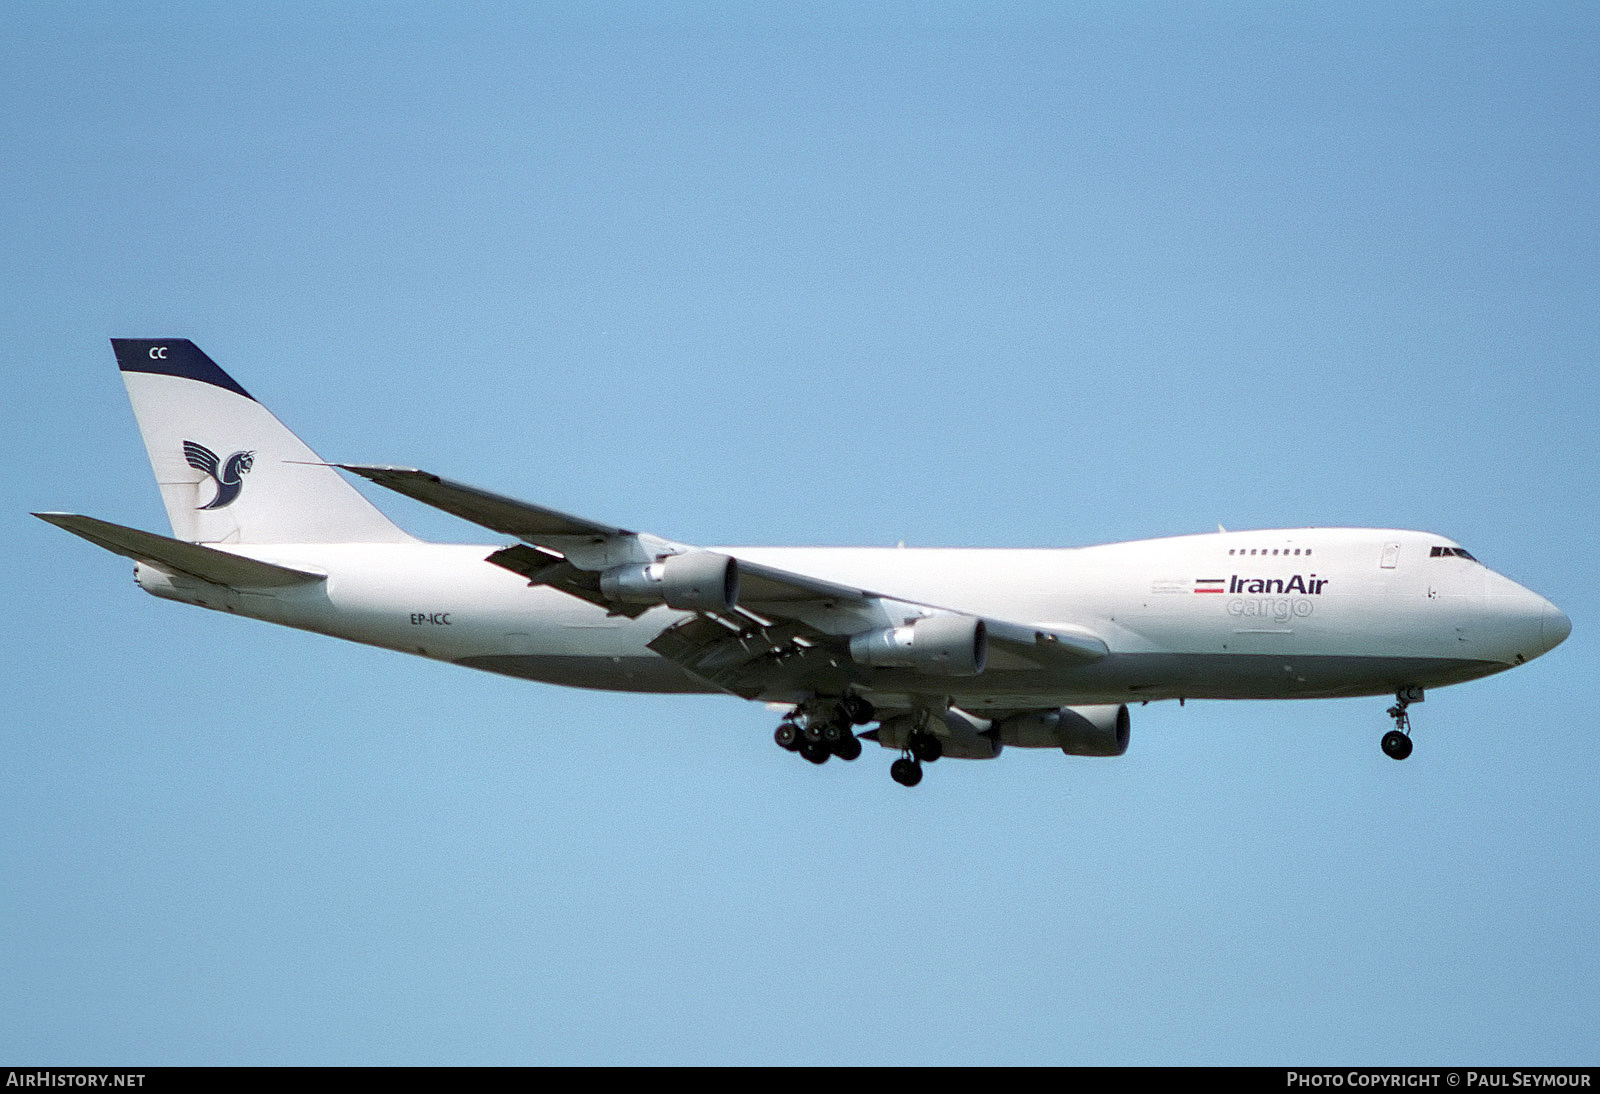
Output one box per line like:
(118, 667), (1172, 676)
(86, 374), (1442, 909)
(113, 339), (415, 544)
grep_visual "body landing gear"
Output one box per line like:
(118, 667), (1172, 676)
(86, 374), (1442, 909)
(774, 698), (867, 766)
(1382, 687), (1422, 760)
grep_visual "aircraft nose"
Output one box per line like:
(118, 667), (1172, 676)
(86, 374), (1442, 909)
(1484, 574), (1569, 663)
(1542, 602), (1572, 650)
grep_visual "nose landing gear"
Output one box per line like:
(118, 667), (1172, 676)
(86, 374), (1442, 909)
(1380, 728), (1413, 761)
(1381, 686), (1422, 760)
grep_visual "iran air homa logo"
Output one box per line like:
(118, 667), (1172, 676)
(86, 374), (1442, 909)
(183, 440), (254, 510)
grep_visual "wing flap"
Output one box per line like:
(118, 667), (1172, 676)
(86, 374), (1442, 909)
(34, 512), (326, 588)
(647, 613), (836, 700)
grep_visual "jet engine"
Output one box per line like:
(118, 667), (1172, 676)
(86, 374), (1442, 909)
(599, 551), (739, 613)
(849, 614), (987, 676)
(994, 704), (1130, 756)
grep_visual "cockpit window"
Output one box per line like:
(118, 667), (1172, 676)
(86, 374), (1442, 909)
(1430, 546), (1478, 561)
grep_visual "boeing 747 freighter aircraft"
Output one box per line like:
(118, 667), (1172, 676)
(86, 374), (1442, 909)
(37, 340), (1571, 786)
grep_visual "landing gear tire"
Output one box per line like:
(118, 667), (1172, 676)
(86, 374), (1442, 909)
(842, 695), (876, 726)
(1381, 729), (1413, 761)
(890, 757), (923, 787)
(832, 734), (863, 762)
(909, 733), (943, 764)
(775, 722), (801, 751)
(800, 739), (831, 765)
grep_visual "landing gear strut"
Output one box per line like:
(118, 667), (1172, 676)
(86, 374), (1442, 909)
(1382, 687), (1422, 760)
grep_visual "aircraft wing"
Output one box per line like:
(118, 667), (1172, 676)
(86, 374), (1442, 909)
(334, 465), (629, 542)
(339, 464), (1107, 698)
(338, 464), (880, 607)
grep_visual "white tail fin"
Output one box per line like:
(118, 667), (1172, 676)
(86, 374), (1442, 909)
(113, 339), (415, 544)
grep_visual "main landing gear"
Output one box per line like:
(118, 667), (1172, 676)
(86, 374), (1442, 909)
(889, 757), (921, 787)
(1381, 686), (1423, 760)
(775, 696), (951, 788)
(888, 730), (943, 787)
(774, 696), (874, 767)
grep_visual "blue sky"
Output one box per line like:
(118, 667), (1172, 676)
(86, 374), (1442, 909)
(4, 2), (1597, 1064)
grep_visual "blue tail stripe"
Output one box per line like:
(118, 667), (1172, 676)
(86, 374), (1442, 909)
(111, 339), (254, 401)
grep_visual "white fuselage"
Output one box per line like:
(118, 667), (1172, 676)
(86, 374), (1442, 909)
(132, 526), (1568, 711)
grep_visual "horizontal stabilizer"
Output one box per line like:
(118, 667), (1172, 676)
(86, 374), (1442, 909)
(33, 512), (326, 588)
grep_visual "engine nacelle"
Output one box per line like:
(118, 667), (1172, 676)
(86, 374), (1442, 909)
(995, 704), (1130, 756)
(875, 711), (1001, 760)
(599, 551), (739, 614)
(849, 614), (987, 676)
